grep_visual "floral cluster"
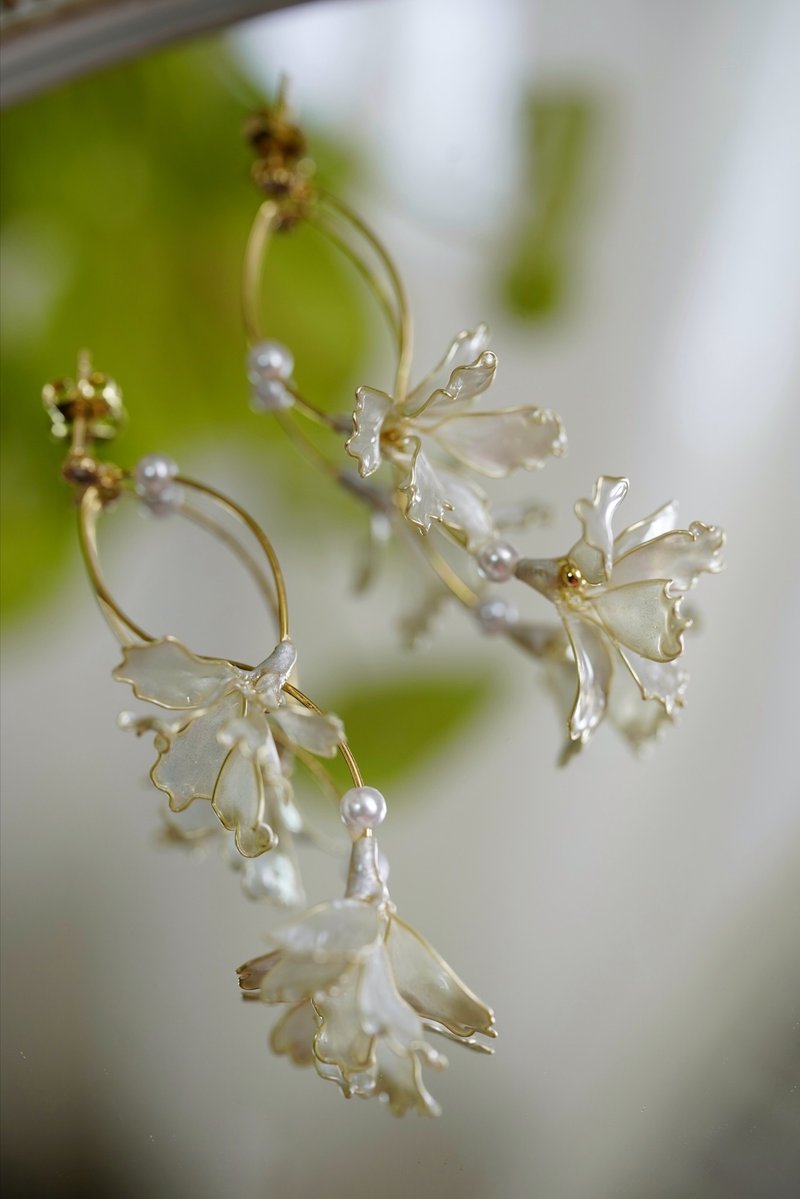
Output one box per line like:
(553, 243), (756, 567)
(347, 324), (566, 545)
(510, 476), (724, 747)
(115, 636), (344, 905)
(340, 330), (725, 755)
(238, 799), (495, 1117)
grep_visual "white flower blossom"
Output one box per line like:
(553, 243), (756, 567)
(346, 325), (565, 544)
(514, 476), (724, 745)
(238, 835), (496, 1117)
(113, 637), (343, 857)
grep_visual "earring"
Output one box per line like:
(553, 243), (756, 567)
(44, 352), (495, 1118)
(237, 91), (725, 762)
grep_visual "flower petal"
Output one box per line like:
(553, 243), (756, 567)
(428, 406), (566, 478)
(346, 387), (393, 477)
(270, 1001), (319, 1067)
(610, 522), (725, 594)
(386, 916), (496, 1040)
(314, 971), (375, 1074)
(152, 693), (243, 810)
(270, 898), (381, 960)
(251, 639), (297, 709)
(590, 580), (690, 661)
(406, 325), (491, 407)
(413, 351), (497, 418)
(617, 647), (688, 715)
(613, 500), (679, 557)
(240, 836), (305, 906)
(560, 608), (615, 742)
(259, 953), (354, 1003)
(357, 944), (424, 1049)
(237, 951), (281, 993)
(113, 637), (232, 709)
(570, 476), (629, 582)
(271, 707), (344, 757)
(435, 469), (496, 549)
(212, 743), (276, 857)
(373, 1043), (443, 1117)
(400, 445), (451, 531)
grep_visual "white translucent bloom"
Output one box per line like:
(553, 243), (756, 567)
(515, 476), (724, 745)
(113, 637), (343, 857)
(346, 324), (566, 543)
(237, 835), (496, 1117)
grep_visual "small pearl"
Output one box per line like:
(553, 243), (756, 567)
(135, 453), (178, 497)
(340, 786), (387, 831)
(249, 377), (294, 412)
(475, 539), (520, 583)
(247, 340), (294, 381)
(477, 598), (518, 634)
(143, 482), (184, 518)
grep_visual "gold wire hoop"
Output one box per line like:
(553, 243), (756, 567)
(242, 193), (414, 406)
(76, 477), (363, 789)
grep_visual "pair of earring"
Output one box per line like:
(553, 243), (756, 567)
(44, 349), (495, 1120)
(43, 88), (724, 1119)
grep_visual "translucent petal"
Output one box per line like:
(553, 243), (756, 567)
(614, 500), (679, 558)
(259, 953), (352, 1003)
(240, 837), (305, 907)
(560, 608), (614, 741)
(219, 709), (282, 771)
(406, 325), (491, 407)
(373, 1044), (442, 1118)
(609, 683), (676, 752)
(611, 523), (725, 594)
(251, 639), (297, 709)
(357, 944), (424, 1048)
(270, 1001), (319, 1067)
(112, 638), (232, 709)
(571, 477), (629, 582)
(590, 581), (690, 661)
(152, 693), (242, 810)
(270, 898), (381, 960)
(401, 446), (451, 531)
(436, 469), (495, 549)
(211, 745), (275, 857)
(314, 972), (375, 1074)
(414, 351), (497, 417)
(387, 916), (496, 1039)
(617, 646), (689, 714)
(271, 707), (344, 758)
(346, 387), (392, 477)
(428, 406), (566, 478)
(237, 951), (281, 993)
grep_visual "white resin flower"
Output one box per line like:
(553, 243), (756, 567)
(514, 476), (724, 745)
(113, 637), (343, 857)
(346, 325), (565, 543)
(237, 835), (496, 1116)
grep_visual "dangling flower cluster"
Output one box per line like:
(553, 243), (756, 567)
(347, 324), (566, 545)
(115, 635), (344, 905)
(240, 98), (726, 758)
(238, 786), (495, 1117)
(482, 476), (724, 750)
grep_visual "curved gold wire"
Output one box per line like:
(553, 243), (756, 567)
(240, 175), (480, 622)
(77, 478), (364, 788)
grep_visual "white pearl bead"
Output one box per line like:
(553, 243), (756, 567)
(477, 598), (518, 633)
(249, 377), (294, 412)
(247, 340), (294, 381)
(340, 786), (387, 831)
(475, 539), (520, 583)
(135, 453), (178, 497)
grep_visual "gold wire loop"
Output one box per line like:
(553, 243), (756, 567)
(76, 477), (364, 788)
(77, 475), (290, 643)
